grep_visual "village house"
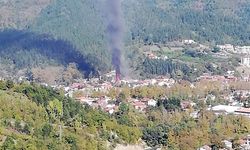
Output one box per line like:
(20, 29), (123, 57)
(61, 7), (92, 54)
(190, 111), (199, 119)
(75, 97), (97, 106)
(222, 140), (233, 150)
(180, 101), (190, 110)
(71, 83), (84, 90)
(197, 145), (211, 150)
(104, 104), (117, 114)
(234, 90), (250, 98)
(217, 44), (235, 52)
(205, 94), (216, 102)
(147, 99), (157, 107)
(235, 46), (250, 54)
(239, 135), (250, 149)
(132, 101), (147, 111)
(144, 51), (159, 59)
(241, 55), (250, 67)
(141, 98), (157, 107)
(211, 104), (250, 118)
(235, 107), (250, 118)
(197, 73), (237, 83)
(211, 105), (240, 115)
(183, 39), (196, 45)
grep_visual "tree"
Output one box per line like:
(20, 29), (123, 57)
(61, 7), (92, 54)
(212, 47), (220, 53)
(232, 136), (242, 150)
(14, 120), (22, 131)
(142, 124), (169, 147)
(0, 80), (6, 90)
(117, 92), (126, 103)
(6, 80), (14, 89)
(22, 124), (31, 134)
(2, 136), (16, 150)
(41, 123), (52, 138)
(119, 102), (129, 113)
(47, 98), (63, 122)
(62, 63), (82, 85)
(244, 96), (250, 108)
(160, 97), (181, 112)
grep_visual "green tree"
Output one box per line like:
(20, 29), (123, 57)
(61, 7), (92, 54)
(0, 80), (6, 90)
(244, 96), (250, 108)
(160, 97), (181, 112)
(22, 124), (31, 134)
(2, 136), (16, 150)
(6, 80), (14, 89)
(41, 123), (52, 138)
(212, 47), (220, 53)
(142, 124), (169, 147)
(47, 98), (63, 122)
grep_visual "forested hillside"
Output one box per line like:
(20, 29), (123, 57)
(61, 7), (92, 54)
(124, 0), (250, 45)
(0, 0), (249, 78)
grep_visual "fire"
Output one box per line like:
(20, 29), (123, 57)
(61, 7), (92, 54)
(115, 71), (121, 82)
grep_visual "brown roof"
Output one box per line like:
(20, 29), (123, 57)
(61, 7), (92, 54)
(133, 101), (146, 107)
(235, 108), (250, 113)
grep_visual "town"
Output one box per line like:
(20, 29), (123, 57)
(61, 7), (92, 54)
(48, 68), (250, 149)
(1, 39), (250, 149)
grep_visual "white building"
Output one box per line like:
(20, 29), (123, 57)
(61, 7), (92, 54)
(235, 46), (250, 54)
(241, 56), (250, 67)
(241, 135), (250, 150)
(211, 105), (240, 115)
(148, 99), (157, 107)
(183, 39), (196, 44)
(217, 44), (235, 52)
(197, 145), (211, 150)
(222, 140), (232, 149)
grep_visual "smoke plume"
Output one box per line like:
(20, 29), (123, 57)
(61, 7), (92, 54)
(106, 0), (123, 79)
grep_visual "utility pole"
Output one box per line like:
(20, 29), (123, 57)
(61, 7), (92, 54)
(59, 124), (62, 142)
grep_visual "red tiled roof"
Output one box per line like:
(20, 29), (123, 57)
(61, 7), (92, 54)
(235, 107), (250, 113)
(133, 101), (146, 107)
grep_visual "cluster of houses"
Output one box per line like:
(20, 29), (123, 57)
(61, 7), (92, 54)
(210, 105), (250, 118)
(209, 88), (250, 118)
(121, 77), (175, 88)
(199, 89), (250, 150)
(74, 96), (158, 114)
(198, 135), (250, 150)
(217, 44), (250, 54)
(62, 69), (250, 115)
(196, 71), (250, 83)
(197, 73), (238, 82)
(65, 73), (176, 96)
(62, 73), (177, 114)
(217, 44), (250, 67)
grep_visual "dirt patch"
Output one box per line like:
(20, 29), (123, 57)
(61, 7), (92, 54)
(114, 144), (144, 150)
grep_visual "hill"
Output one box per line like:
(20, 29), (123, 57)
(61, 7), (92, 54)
(0, 0), (249, 79)
(0, 80), (142, 149)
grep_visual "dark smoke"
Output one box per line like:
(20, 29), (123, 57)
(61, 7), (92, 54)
(106, 0), (123, 77)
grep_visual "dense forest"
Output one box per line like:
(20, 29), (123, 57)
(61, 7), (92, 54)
(0, 0), (249, 79)
(0, 30), (101, 76)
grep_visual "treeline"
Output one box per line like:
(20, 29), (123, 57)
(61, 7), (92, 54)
(125, 0), (250, 45)
(142, 58), (202, 81)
